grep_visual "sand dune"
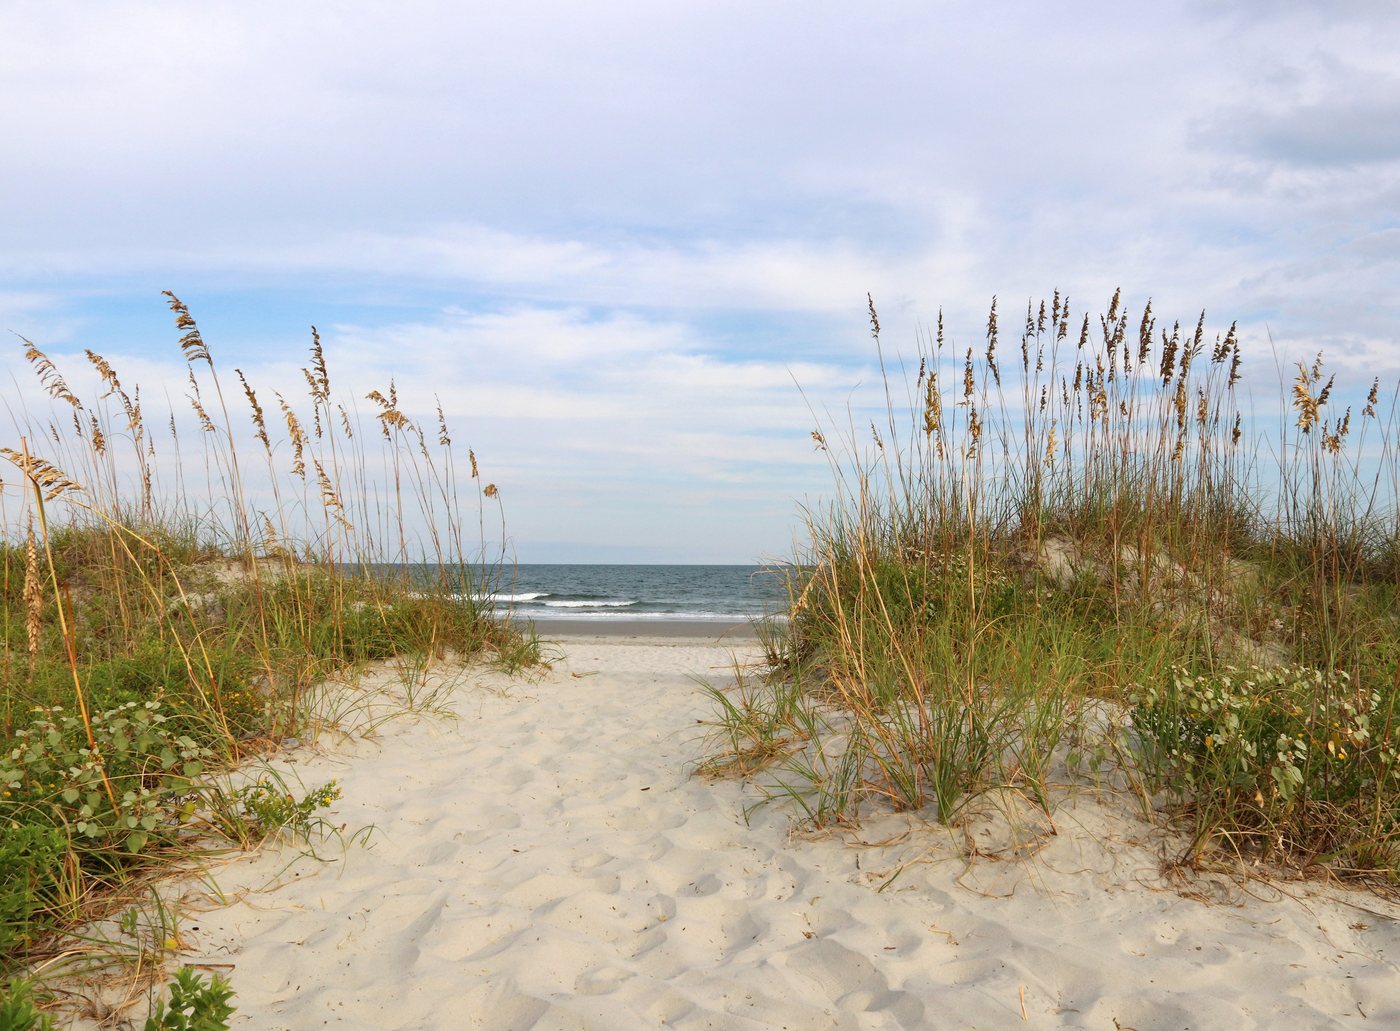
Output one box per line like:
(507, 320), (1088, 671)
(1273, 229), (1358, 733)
(129, 638), (1400, 1029)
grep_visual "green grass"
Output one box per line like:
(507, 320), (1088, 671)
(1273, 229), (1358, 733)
(702, 291), (1400, 882)
(0, 296), (536, 1018)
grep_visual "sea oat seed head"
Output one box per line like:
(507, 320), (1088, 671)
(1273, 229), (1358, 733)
(24, 517), (42, 662)
(985, 298), (1000, 386)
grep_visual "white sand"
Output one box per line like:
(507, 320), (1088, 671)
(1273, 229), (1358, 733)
(135, 639), (1400, 1029)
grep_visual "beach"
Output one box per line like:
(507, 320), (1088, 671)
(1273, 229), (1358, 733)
(113, 632), (1400, 1030)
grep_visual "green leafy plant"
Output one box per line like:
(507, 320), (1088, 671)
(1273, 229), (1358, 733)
(1130, 664), (1400, 870)
(0, 979), (55, 1031)
(143, 968), (235, 1031)
(1, 701), (212, 857)
(235, 777), (342, 840)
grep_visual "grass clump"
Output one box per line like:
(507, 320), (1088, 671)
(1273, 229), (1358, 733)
(704, 290), (1400, 882)
(1, 295), (533, 1018)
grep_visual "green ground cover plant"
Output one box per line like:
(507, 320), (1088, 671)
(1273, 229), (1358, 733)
(1, 295), (532, 1020)
(704, 291), (1400, 881)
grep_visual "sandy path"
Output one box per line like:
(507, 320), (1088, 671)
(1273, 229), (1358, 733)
(142, 639), (1400, 1029)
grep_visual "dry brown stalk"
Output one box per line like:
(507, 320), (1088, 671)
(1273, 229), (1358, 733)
(187, 371), (215, 432)
(1138, 299), (1155, 366)
(88, 414), (106, 456)
(922, 373), (942, 438)
(236, 369), (270, 449)
(0, 447), (81, 500)
(309, 326), (330, 400)
(275, 393), (307, 477)
(22, 339), (82, 408)
(162, 290), (212, 365)
(1293, 363), (1321, 434)
(436, 400), (451, 446)
(23, 515), (42, 663)
(985, 297), (1001, 386)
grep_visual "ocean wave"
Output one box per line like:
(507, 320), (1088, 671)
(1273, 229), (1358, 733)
(540, 599), (637, 609)
(513, 609), (779, 621)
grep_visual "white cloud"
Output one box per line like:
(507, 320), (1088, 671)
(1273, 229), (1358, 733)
(4, 0), (1400, 557)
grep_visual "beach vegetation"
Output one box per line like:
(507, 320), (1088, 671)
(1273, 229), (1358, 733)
(704, 291), (1400, 883)
(0, 296), (533, 1019)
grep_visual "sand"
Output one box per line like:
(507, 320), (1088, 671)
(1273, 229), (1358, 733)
(107, 635), (1400, 1029)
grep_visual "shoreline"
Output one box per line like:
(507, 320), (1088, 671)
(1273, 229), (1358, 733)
(515, 615), (764, 642)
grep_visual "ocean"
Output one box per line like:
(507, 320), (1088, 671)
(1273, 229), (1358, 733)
(476, 564), (790, 622)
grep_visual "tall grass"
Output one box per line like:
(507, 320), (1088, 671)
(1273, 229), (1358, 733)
(705, 290), (1400, 880)
(0, 295), (533, 991)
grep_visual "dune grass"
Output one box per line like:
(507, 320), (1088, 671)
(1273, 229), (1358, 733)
(704, 291), (1400, 882)
(0, 295), (535, 1015)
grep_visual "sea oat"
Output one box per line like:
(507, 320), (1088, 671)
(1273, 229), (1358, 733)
(22, 340), (82, 408)
(1160, 322), (1180, 385)
(309, 327), (330, 400)
(276, 393), (307, 476)
(436, 400), (451, 446)
(23, 516), (42, 662)
(302, 369), (325, 438)
(236, 369), (270, 449)
(187, 372), (215, 432)
(1138, 299), (1155, 366)
(1293, 363), (1320, 434)
(85, 350), (120, 399)
(0, 448), (81, 500)
(163, 291), (212, 365)
(923, 373), (942, 437)
(985, 297), (1001, 386)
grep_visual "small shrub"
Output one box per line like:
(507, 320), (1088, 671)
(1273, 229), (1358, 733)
(0, 978), (55, 1031)
(143, 968), (235, 1031)
(235, 778), (342, 840)
(0, 701), (212, 858)
(1130, 664), (1400, 872)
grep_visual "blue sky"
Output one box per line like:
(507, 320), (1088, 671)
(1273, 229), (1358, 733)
(3, 1), (1398, 562)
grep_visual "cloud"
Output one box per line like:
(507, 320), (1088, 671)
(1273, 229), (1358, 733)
(1, 301), (877, 561)
(5, 1), (1400, 558)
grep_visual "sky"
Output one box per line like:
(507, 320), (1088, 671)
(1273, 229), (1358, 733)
(2, 0), (1398, 563)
